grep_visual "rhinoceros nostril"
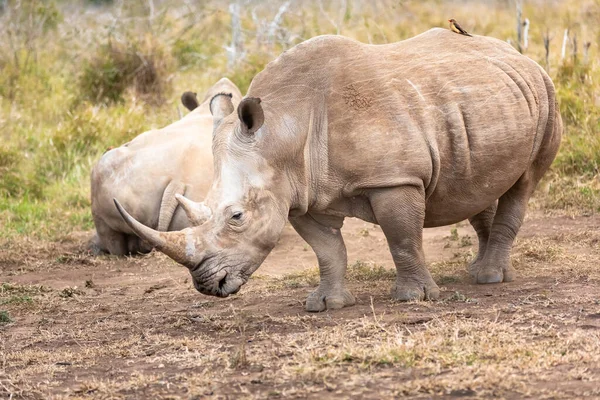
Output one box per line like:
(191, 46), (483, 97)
(218, 272), (228, 290)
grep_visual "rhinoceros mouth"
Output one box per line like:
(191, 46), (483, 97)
(218, 272), (229, 290)
(215, 271), (245, 297)
(192, 268), (245, 297)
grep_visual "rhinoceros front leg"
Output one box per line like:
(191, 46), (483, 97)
(289, 214), (356, 312)
(369, 186), (440, 301)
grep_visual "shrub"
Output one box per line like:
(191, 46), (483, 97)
(0, 311), (11, 324)
(79, 35), (174, 105)
(552, 60), (600, 176)
(172, 37), (221, 69)
(32, 109), (103, 185)
(0, 146), (24, 198)
(0, 1), (62, 99)
(229, 53), (271, 94)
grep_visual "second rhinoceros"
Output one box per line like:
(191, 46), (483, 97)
(90, 78), (242, 255)
(115, 29), (562, 311)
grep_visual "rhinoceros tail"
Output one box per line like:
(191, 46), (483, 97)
(157, 180), (187, 232)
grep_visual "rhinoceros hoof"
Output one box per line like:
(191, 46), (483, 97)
(470, 262), (516, 284)
(391, 278), (440, 301)
(305, 287), (356, 312)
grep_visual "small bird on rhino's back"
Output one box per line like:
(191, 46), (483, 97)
(448, 19), (472, 37)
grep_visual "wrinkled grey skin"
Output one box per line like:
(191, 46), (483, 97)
(90, 78), (242, 255)
(115, 29), (562, 311)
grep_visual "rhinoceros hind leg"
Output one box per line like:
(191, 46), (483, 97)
(369, 186), (440, 301)
(467, 201), (497, 278)
(474, 106), (561, 284)
(95, 220), (128, 256)
(126, 235), (153, 255)
(472, 182), (528, 284)
(289, 214), (355, 312)
(87, 232), (107, 255)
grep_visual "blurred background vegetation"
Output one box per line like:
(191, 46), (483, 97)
(0, 0), (598, 239)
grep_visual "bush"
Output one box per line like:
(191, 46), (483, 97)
(79, 35), (174, 105)
(0, 146), (24, 198)
(229, 53), (271, 94)
(552, 60), (600, 176)
(0, 1), (62, 99)
(172, 37), (221, 69)
(0, 311), (11, 324)
(33, 109), (104, 184)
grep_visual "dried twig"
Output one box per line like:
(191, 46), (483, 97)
(583, 41), (592, 65)
(561, 28), (569, 60)
(543, 29), (552, 72)
(516, 0), (523, 53)
(318, 0), (339, 34)
(226, 0), (244, 68)
(571, 32), (578, 63)
(370, 296), (391, 334)
(268, 1), (291, 45)
(522, 18), (530, 52)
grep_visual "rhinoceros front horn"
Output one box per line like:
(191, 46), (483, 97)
(113, 199), (192, 265)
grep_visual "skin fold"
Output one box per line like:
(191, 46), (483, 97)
(115, 28), (562, 312)
(90, 78), (242, 255)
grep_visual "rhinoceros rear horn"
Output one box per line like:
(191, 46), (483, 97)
(210, 92), (235, 130)
(113, 199), (192, 266)
(175, 194), (211, 226)
(238, 97), (264, 135)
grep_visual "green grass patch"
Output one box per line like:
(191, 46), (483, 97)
(0, 283), (52, 308)
(273, 268), (320, 289)
(0, 311), (11, 324)
(272, 261), (395, 289)
(0, 295), (33, 306)
(0, 283), (51, 296)
(429, 258), (470, 282)
(346, 260), (395, 282)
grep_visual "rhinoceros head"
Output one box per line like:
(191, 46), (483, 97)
(115, 94), (291, 297)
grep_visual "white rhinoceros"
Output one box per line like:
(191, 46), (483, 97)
(115, 29), (562, 311)
(90, 78), (242, 255)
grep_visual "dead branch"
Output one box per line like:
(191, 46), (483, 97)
(516, 0), (523, 53)
(318, 0), (339, 34)
(543, 29), (552, 72)
(268, 1), (291, 44)
(522, 18), (530, 51)
(561, 28), (569, 61)
(583, 41), (592, 65)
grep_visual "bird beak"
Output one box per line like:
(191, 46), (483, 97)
(448, 19), (452, 22)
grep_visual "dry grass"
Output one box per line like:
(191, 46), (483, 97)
(1, 220), (600, 399)
(268, 260), (396, 290)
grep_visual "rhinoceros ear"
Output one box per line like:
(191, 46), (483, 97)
(210, 92), (234, 130)
(238, 97), (264, 135)
(181, 91), (199, 111)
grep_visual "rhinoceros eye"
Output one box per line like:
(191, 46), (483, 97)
(231, 212), (243, 221)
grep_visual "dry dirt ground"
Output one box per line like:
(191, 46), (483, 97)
(1, 212), (599, 399)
